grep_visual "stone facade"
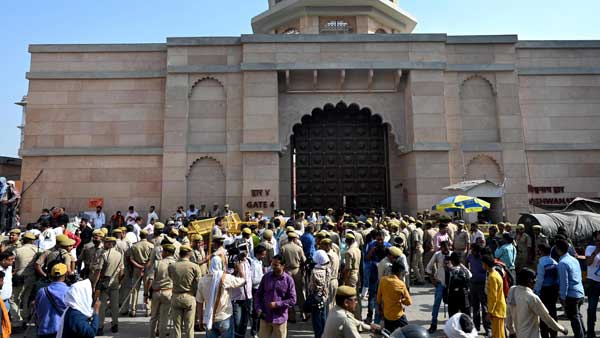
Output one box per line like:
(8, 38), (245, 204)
(18, 4), (600, 223)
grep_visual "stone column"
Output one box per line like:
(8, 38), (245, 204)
(241, 71), (280, 215)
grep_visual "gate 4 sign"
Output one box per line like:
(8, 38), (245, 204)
(246, 189), (275, 209)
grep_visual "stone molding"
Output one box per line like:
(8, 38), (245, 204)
(241, 33), (446, 43)
(239, 143), (282, 152)
(464, 153), (504, 180)
(167, 37), (241, 46)
(242, 61), (446, 71)
(518, 67), (600, 75)
(447, 35), (518, 44)
(447, 64), (514, 72)
(21, 147), (163, 157)
(26, 71), (166, 79)
(29, 43), (166, 53)
(461, 143), (503, 152)
(186, 145), (228, 153)
(186, 156), (226, 178)
(168, 65), (241, 74)
(517, 40), (600, 49)
(525, 143), (600, 151)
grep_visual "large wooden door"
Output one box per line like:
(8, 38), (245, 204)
(292, 102), (389, 212)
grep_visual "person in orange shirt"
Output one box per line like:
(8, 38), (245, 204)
(483, 255), (507, 338)
(377, 259), (413, 333)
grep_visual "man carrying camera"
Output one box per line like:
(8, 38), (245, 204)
(229, 233), (254, 338)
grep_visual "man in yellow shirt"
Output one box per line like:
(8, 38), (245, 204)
(377, 259), (413, 333)
(482, 255), (506, 338)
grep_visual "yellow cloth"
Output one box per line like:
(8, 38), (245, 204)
(376, 275), (412, 321)
(0, 299), (10, 338)
(491, 317), (506, 338)
(486, 269), (507, 319)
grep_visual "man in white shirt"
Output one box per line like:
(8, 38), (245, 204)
(125, 206), (139, 225)
(196, 257), (246, 337)
(147, 205), (159, 224)
(0, 251), (15, 313)
(470, 223), (486, 245)
(585, 231), (600, 335)
(91, 206), (106, 229)
(38, 223), (56, 251)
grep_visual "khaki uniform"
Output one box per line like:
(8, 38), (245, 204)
(36, 247), (73, 275)
(332, 242), (340, 257)
(534, 234), (549, 260)
(2, 240), (21, 253)
(453, 229), (470, 262)
(261, 240), (275, 268)
(190, 248), (208, 276)
(280, 241), (306, 321)
(344, 244), (361, 287)
(516, 233), (532, 271)
(79, 242), (103, 279)
(168, 258), (202, 338)
(96, 247), (124, 328)
(323, 305), (371, 338)
(353, 231), (364, 249)
(327, 250), (340, 311)
(411, 228), (425, 283)
(150, 255), (177, 338)
(129, 239), (154, 315)
(13, 243), (40, 320)
(423, 228), (437, 268)
(116, 238), (133, 310)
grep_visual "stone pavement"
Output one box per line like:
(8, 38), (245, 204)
(13, 284), (599, 338)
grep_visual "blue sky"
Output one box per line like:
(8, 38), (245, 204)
(1, 0), (599, 157)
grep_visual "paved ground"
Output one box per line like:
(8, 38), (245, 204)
(13, 284), (598, 338)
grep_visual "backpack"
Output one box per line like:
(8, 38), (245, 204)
(493, 259), (515, 297)
(43, 250), (67, 277)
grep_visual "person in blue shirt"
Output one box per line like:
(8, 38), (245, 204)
(56, 279), (100, 338)
(364, 229), (391, 324)
(300, 225), (316, 260)
(495, 233), (516, 281)
(534, 244), (560, 338)
(35, 263), (70, 338)
(556, 239), (586, 338)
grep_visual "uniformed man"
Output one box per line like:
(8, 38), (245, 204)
(533, 225), (549, 253)
(129, 230), (154, 317)
(280, 231), (306, 322)
(453, 220), (470, 263)
(411, 221), (425, 285)
(94, 236), (124, 335)
(167, 228), (181, 259)
(148, 243), (177, 338)
(320, 237), (340, 312)
(2, 228), (22, 252)
(323, 286), (380, 338)
(13, 232), (40, 321)
(78, 229), (104, 279)
(343, 233), (361, 287)
(515, 224), (532, 271)
(347, 223), (364, 249)
(168, 245), (202, 338)
(189, 234), (208, 275)
(377, 247), (407, 282)
(260, 230), (275, 268)
(114, 227), (133, 315)
(179, 227), (190, 246)
(150, 222), (165, 244)
(35, 234), (75, 280)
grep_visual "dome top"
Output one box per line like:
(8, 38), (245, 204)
(253, 0), (417, 35)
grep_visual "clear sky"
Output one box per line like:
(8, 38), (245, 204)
(1, 0), (599, 158)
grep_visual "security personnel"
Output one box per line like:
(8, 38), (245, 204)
(343, 233), (361, 287)
(321, 238), (340, 311)
(411, 221), (425, 285)
(13, 232), (40, 321)
(515, 224), (532, 271)
(167, 228), (181, 259)
(168, 245), (202, 338)
(114, 227), (133, 315)
(35, 234), (75, 279)
(189, 234), (208, 275)
(129, 230), (154, 317)
(148, 243), (177, 338)
(260, 230), (275, 267)
(179, 227), (190, 246)
(323, 286), (379, 338)
(280, 231), (306, 322)
(347, 223), (364, 249)
(533, 225), (549, 250)
(150, 222), (165, 244)
(2, 228), (22, 252)
(94, 236), (124, 335)
(78, 229), (104, 279)
(453, 220), (470, 263)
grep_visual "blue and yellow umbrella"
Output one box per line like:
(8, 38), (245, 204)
(433, 195), (491, 213)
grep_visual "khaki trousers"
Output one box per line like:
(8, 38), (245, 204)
(287, 268), (303, 321)
(411, 250), (425, 283)
(171, 292), (196, 338)
(130, 268), (151, 314)
(99, 287), (120, 328)
(149, 289), (172, 338)
(328, 278), (339, 312)
(119, 265), (132, 314)
(258, 319), (287, 338)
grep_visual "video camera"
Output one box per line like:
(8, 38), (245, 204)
(225, 240), (250, 270)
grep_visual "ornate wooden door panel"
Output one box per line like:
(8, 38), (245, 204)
(293, 102), (389, 212)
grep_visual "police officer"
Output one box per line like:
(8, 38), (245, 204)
(148, 243), (177, 338)
(189, 234), (208, 275)
(321, 238), (340, 312)
(94, 236), (124, 335)
(179, 227), (190, 246)
(168, 245), (202, 338)
(343, 233), (362, 318)
(2, 228), (22, 252)
(129, 230), (154, 317)
(150, 222), (165, 244)
(533, 225), (549, 260)
(280, 231), (306, 322)
(411, 221), (425, 285)
(323, 286), (380, 338)
(515, 224), (532, 271)
(13, 232), (39, 322)
(35, 234), (75, 280)
(78, 229), (104, 279)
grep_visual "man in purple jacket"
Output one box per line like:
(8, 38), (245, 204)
(255, 255), (296, 338)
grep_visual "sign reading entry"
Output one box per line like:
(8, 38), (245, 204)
(247, 189), (275, 209)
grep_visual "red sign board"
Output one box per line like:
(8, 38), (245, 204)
(88, 198), (104, 209)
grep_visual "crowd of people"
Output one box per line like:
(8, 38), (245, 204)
(0, 202), (597, 338)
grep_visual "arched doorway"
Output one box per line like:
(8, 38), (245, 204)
(291, 102), (390, 212)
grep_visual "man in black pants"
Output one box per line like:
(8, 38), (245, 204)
(466, 244), (491, 337)
(534, 243), (560, 338)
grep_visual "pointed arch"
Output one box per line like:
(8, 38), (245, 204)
(465, 153), (504, 184)
(460, 75), (499, 143)
(460, 74), (497, 96)
(188, 76), (226, 98)
(186, 157), (226, 208)
(188, 78), (227, 146)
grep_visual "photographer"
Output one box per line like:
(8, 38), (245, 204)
(196, 255), (246, 338)
(229, 236), (254, 338)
